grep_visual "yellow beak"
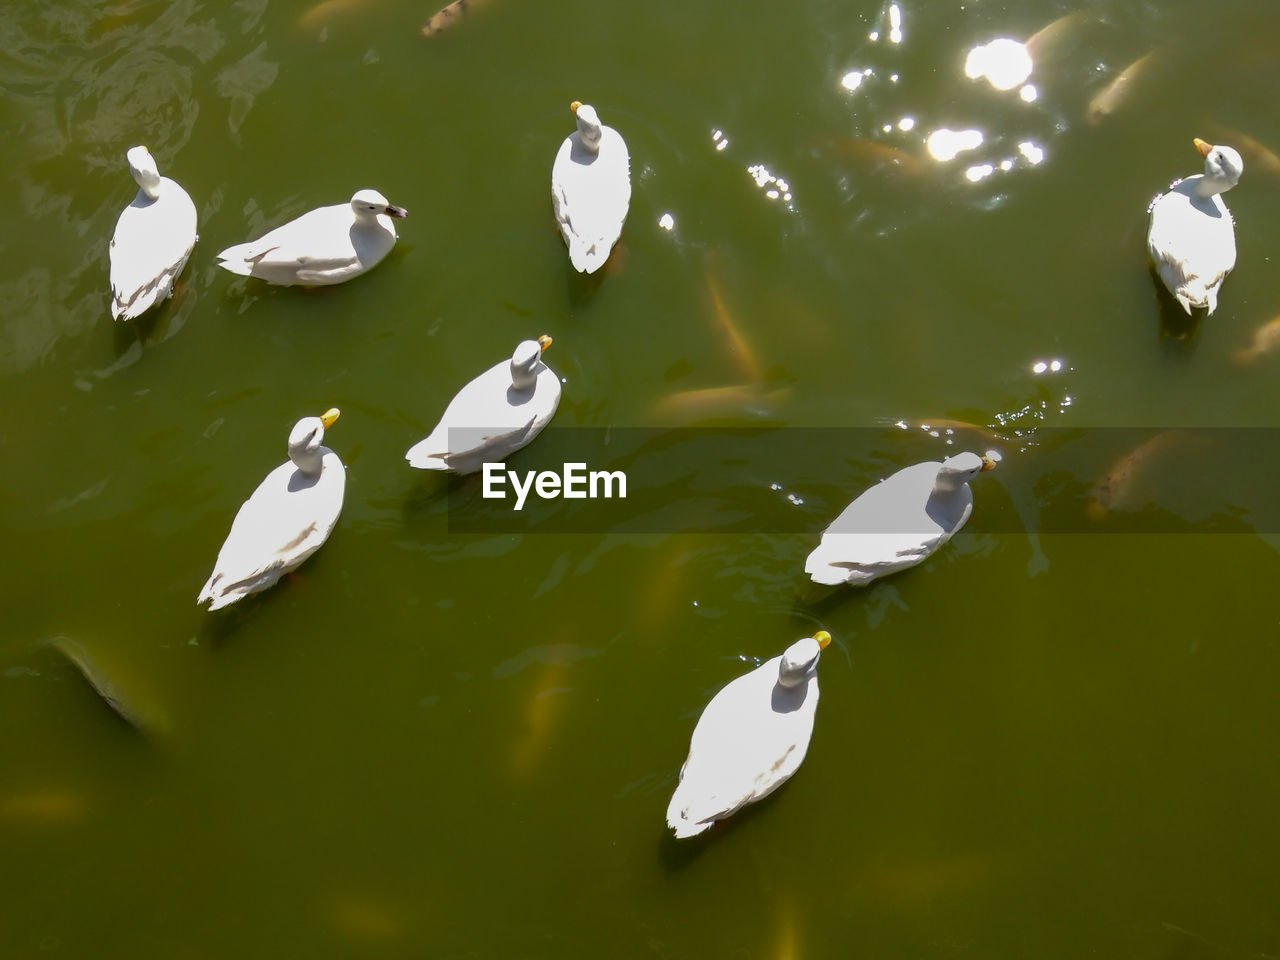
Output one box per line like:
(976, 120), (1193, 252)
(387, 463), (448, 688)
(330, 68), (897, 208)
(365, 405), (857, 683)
(1194, 138), (1214, 158)
(320, 408), (340, 429)
(537, 334), (553, 353)
(813, 630), (832, 649)
(570, 100), (582, 114)
(980, 455), (996, 472)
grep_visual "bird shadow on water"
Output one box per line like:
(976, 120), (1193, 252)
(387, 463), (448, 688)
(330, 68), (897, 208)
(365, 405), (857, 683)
(655, 785), (796, 872)
(1149, 267), (1205, 346)
(196, 594), (266, 648)
(564, 267), (606, 308)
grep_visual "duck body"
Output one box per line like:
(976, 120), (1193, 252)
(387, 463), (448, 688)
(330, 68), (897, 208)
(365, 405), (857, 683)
(406, 337), (560, 474)
(216, 190), (407, 286)
(198, 410), (345, 611)
(805, 452), (995, 587)
(1147, 139), (1243, 315)
(109, 146), (198, 321)
(551, 102), (630, 274)
(666, 632), (830, 839)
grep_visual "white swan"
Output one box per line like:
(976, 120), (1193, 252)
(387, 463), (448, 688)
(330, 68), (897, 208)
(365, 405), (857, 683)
(551, 101), (630, 274)
(1147, 138), (1243, 315)
(198, 409), (345, 611)
(805, 451), (995, 587)
(108, 146), (197, 321)
(216, 190), (407, 286)
(406, 336), (560, 474)
(667, 630), (831, 839)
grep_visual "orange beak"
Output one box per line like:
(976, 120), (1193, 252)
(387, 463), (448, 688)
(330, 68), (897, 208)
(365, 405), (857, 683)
(570, 101), (582, 114)
(1194, 138), (1214, 158)
(537, 335), (552, 353)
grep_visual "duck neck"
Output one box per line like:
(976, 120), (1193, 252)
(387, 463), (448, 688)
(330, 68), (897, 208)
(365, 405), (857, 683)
(1194, 173), (1234, 201)
(510, 365), (538, 391)
(291, 448), (324, 476)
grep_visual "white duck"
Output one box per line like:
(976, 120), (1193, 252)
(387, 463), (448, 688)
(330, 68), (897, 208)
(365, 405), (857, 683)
(805, 451), (995, 587)
(406, 336), (560, 474)
(551, 101), (631, 274)
(1147, 138), (1244, 315)
(109, 145), (198, 321)
(216, 189), (407, 286)
(667, 630), (832, 839)
(198, 409), (345, 611)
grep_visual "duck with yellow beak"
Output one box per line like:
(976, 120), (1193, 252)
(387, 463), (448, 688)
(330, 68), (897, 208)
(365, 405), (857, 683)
(667, 630), (832, 839)
(551, 101), (631, 274)
(1147, 138), (1244, 315)
(406, 336), (560, 474)
(805, 451), (997, 587)
(198, 409), (345, 611)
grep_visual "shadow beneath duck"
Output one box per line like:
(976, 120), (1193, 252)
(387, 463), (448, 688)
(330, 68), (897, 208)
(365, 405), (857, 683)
(110, 277), (199, 354)
(1150, 265), (1204, 343)
(401, 472), (455, 516)
(197, 593), (262, 647)
(656, 779), (800, 870)
(564, 257), (610, 306)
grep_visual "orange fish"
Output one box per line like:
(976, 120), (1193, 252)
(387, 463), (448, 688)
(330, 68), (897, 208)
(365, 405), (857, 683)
(1233, 315), (1280, 365)
(1087, 51), (1158, 125)
(1087, 429), (1197, 520)
(705, 251), (763, 383)
(647, 384), (790, 424)
(1025, 10), (1088, 63)
(423, 0), (491, 36)
(820, 137), (925, 176)
(1207, 122), (1280, 176)
(510, 657), (574, 780)
(299, 0), (384, 30)
(0, 788), (89, 825)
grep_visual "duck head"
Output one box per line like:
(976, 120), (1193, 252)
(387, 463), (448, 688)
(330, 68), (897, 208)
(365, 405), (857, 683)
(127, 145), (162, 201)
(571, 101), (604, 153)
(510, 335), (552, 390)
(288, 408), (340, 475)
(1195, 138), (1243, 195)
(777, 630), (831, 688)
(350, 189), (408, 221)
(933, 450), (997, 493)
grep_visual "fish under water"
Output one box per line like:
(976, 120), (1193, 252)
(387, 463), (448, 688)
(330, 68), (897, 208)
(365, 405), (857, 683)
(647, 383), (791, 424)
(819, 137), (926, 176)
(299, 0), (385, 30)
(1024, 9), (1089, 64)
(1233, 315), (1280, 365)
(43, 635), (169, 739)
(1087, 50), (1158, 126)
(1086, 429), (1198, 520)
(704, 254), (763, 384)
(422, 0), (491, 36)
(509, 657), (573, 780)
(0, 787), (89, 825)
(884, 416), (1004, 448)
(1206, 121), (1280, 176)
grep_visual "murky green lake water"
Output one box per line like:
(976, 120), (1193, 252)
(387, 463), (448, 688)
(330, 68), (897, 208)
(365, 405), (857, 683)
(3, 0), (1280, 955)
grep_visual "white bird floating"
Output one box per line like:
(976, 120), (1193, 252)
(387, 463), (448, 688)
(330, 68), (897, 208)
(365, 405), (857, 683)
(667, 630), (832, 839)
(805, 451), (996, 587)
(551, 101), (631, 274)
(406, 336), (560, 475)
(216, 189), (407, 286)
(109, 145), (198, 321)
(198, 409), (345, 611)
(1147, 138), (1244, 315)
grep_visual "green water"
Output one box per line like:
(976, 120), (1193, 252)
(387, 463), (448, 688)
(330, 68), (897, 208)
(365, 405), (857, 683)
(3, 0), (1280, 955)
